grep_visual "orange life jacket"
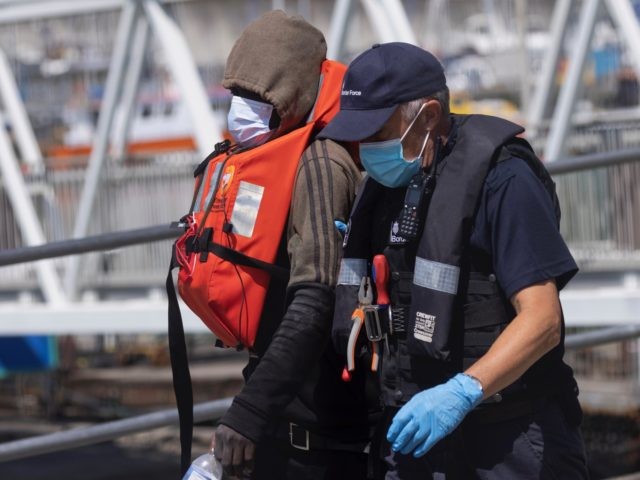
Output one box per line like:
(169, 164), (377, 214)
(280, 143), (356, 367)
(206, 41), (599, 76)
(173, 60), (346, 349)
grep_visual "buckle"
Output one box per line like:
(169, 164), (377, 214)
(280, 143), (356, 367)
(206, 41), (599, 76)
(289, 423), (309, 451)
(363, 305), (385, 342)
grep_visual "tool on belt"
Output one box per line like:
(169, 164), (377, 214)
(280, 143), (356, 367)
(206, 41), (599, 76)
(372, 254), (392, 353)
(341, 254), (392, 382)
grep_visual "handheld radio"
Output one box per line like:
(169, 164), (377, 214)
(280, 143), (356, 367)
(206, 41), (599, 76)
(396, 143), (439, 240)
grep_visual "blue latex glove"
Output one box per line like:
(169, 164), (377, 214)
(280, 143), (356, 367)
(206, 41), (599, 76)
(334, 220), (347, 236)
(387, 373), (483, 457)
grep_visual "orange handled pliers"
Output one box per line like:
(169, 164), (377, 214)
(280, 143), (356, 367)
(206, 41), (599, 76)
(345, 276), (380, 374)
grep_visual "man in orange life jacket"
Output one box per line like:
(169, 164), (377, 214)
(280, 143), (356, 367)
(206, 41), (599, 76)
(210, 11), (376, 480)
(320, 43), (589, 478)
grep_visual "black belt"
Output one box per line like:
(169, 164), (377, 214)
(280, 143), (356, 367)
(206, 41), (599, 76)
(270, 422), (369, 454)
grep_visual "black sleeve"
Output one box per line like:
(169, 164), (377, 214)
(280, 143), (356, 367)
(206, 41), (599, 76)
(218, 141), (359, 442)
(219, 282), (333, 442)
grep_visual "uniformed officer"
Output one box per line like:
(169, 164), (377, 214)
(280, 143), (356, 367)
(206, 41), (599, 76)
(320, 43), (589, 479)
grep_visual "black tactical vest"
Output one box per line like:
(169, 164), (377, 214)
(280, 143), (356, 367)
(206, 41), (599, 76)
(333, 114), (576, 409)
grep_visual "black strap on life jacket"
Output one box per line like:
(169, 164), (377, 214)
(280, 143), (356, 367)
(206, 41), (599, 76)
(165, 140), (230, 474)
(166, 247), (193, 475)
(189, 140), (232, 214)
(193, 139), (232, 178)
(166, 232), (290, 474)
(188, 236), (290, 281)
(407, 114), (524, 361)
(209, 242), (290, 280)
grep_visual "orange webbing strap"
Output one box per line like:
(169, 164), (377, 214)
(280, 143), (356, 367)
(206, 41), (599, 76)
(167, 249), (193, 475)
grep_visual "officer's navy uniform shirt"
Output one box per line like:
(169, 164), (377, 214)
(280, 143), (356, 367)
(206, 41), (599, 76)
(469, 155), (578, 299)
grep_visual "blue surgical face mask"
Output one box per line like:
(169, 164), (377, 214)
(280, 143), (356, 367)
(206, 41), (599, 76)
(359, 104), (430, 188)
(227, 95), (276, 148)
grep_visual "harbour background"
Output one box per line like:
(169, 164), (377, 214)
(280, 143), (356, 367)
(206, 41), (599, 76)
(0, 1), (639, 478)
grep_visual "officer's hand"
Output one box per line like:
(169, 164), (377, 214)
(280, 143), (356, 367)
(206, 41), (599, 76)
(387, 373), (483, 457)
(212, 424), (255, 479)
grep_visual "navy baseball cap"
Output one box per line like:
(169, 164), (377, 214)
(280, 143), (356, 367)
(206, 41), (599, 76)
(319, 42), (447, 142)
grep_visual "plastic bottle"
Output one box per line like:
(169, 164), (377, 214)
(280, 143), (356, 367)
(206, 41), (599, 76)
(181, 451), (223, 480)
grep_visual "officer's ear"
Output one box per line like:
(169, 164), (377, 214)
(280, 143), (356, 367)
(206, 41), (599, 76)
(422, 99), (442, 131)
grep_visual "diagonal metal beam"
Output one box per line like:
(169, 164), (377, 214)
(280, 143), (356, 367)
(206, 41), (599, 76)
(64, 0), (140, 298)
(0, 112), (66, 304)
(527, 0), (573, 136)
(379, 0), (417, 44)
(0, 48), (43, 171)
(422, 0), (449, 52)
(604, 0), (640, 84)
(327, 0), (355, 60)
(360, 0), (397, 43)
(359, 0), (417, 46)
(545, 0), (601, 162)
(112, 13), (150, 159)
(143, 0), (222, 158)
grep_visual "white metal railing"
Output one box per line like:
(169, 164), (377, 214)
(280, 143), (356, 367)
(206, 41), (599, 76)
(2, 149), (639, 292)
(0, 326), (637, 465)
(531, 118), (640, 157)
(0, 153), (199, 291)
(555, 157), (640, 267)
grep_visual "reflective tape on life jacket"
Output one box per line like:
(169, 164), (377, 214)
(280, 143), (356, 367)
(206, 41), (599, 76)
(174, 59), (347, 350)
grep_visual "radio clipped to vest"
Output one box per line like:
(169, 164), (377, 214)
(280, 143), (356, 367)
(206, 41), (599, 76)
(395, 143), (438, 242)
(396, 171), (435, 240)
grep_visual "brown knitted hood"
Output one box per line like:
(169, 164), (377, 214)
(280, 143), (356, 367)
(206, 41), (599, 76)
(223, 10), (327, 134)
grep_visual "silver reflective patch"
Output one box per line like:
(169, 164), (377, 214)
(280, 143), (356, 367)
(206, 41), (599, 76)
(337, 258), (367, 285)
(203, 162), (223, 210)
(413, 257), (460, 295)
(192, 162), (211, 213)
(231, 181), (264, 237)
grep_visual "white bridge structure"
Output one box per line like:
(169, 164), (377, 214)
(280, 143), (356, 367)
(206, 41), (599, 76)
(0, 0), (639, 413)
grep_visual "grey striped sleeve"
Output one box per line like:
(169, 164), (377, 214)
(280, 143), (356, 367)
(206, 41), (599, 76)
(287, 139), (361, 287)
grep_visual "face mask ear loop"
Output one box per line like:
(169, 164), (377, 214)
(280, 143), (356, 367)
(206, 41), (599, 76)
(400, 103), (427, 143)
(417, 130), (430, 162)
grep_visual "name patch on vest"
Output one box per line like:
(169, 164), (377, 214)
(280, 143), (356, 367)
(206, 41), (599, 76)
(389, 221), (408, 245)
(414, 311), (435, 343)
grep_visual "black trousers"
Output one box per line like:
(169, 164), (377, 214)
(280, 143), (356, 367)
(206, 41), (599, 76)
(374, 399), (589, 479)
(251, 435), (369, 480)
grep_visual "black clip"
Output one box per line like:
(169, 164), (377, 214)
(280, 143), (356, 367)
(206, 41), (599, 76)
(289, 423), (310, 451)
(364, 306), (384, 342)
(193, 139), (232, 178)
(198, 228), (213, 262)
